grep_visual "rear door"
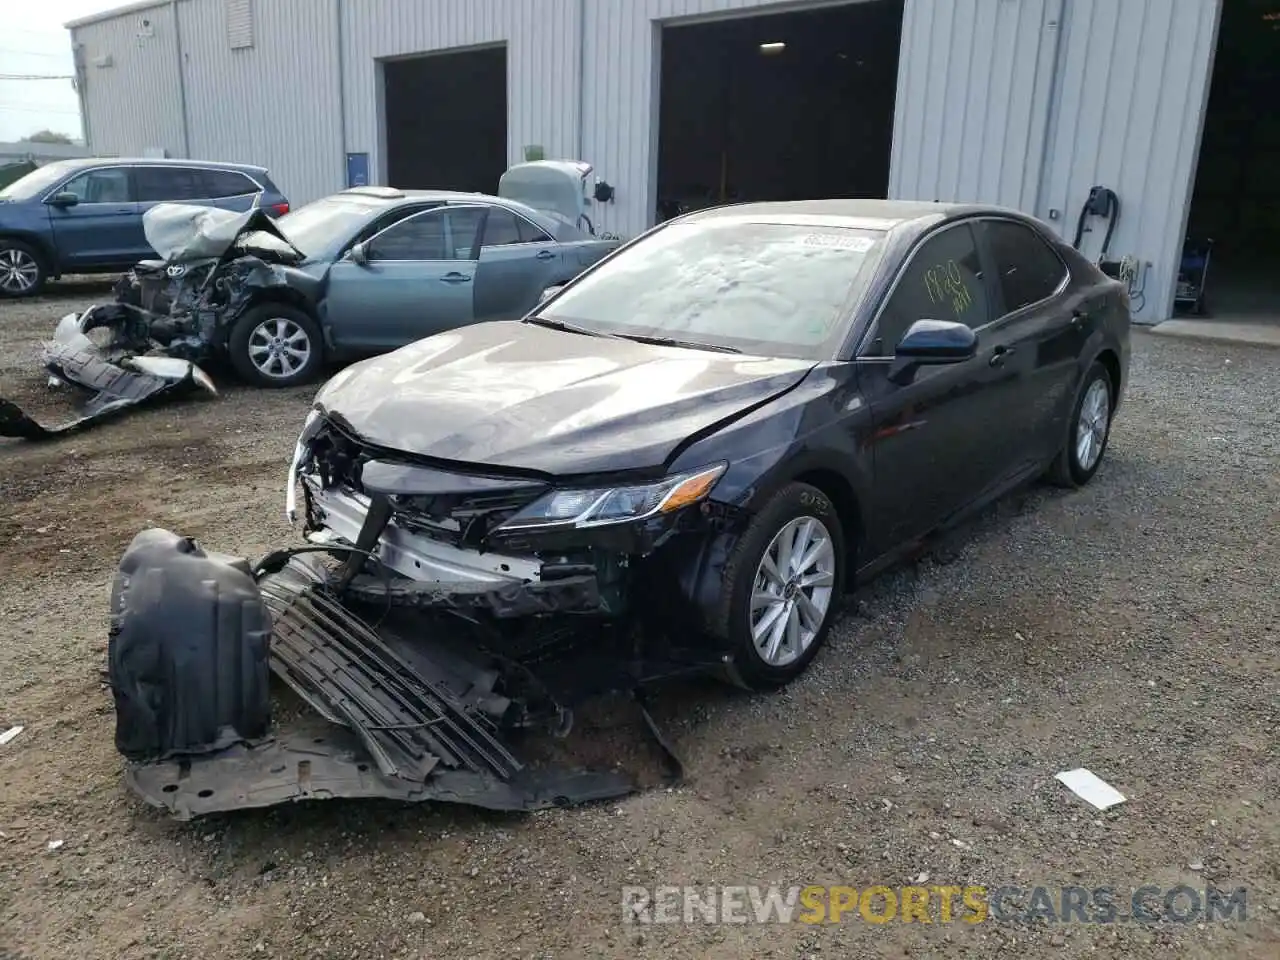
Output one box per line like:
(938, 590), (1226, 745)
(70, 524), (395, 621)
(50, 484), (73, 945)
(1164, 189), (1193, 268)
(473, 205), (563, 320)
(323, 205), (485, 352)
(47, 166), (142, 270)
(972, 217), (1081, 467)
(856, 220), (1013, 551)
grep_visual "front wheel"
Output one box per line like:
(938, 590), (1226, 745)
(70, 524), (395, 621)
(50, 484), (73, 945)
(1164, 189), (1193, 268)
(1047, 361), (1114, 488)
(0, 240), (46, 298)
(228, 304), (323, 387)
(715, 482), (847, 689)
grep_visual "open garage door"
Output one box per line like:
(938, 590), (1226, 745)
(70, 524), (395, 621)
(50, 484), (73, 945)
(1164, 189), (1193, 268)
(1179, 0), (1280, 320)
(656, 1), (904, 222)
(383, 46), (507, 192)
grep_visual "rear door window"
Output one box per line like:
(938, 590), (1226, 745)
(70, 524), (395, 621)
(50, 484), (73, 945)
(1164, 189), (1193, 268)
(978, 219), (1068, 314)
(201, 169), (258, 198)
(59, 168), (134, 203)
(869, 222), (991, 356)
(135, 166), (208, 203)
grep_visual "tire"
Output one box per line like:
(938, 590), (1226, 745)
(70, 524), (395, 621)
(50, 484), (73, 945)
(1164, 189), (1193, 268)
(228, 303), (323, 387)
(0, 239), (47, 298)
(1047, 361), (1114, 488)
(714, 482), (847, 689)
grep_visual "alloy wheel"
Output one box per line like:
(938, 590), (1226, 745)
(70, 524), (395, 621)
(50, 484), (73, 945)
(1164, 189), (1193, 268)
(750, 515), (837, 668)
(247, 317), (312, 380)
(1075, 378), (1110, 471)
(0, 247), (40, 295)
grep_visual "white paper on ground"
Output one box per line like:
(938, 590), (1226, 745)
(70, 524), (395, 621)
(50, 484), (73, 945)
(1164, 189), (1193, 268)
(1056, 768), (1126, 809)
(0, 726), (23, 746)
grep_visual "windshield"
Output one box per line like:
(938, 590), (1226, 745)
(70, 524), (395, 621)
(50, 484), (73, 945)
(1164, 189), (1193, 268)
(537, 219), (887, 359)
(0, 162), (77, 201)
(275, 196), (387, 256)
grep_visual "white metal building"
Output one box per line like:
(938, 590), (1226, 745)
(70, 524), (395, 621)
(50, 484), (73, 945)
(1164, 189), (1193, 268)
(67, 0), (1270, 324)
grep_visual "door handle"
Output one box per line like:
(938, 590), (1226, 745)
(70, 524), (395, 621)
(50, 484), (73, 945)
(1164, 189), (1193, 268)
(989, 345), (1016, 367)
(440, 272), (472, 283)
(536, 250), (556, 261)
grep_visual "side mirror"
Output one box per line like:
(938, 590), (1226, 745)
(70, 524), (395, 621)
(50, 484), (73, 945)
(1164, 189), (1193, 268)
(47, 192), (80, 208)
(592, 180), (614, 203)
(538, 284), (565, 303)
(347, 241), (368, 266)
(888, 319), (977, 384)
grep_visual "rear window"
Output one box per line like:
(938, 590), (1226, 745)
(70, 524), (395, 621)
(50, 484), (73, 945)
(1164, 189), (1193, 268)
(202, 169), (258, 198)
(538, 219), (887, 359)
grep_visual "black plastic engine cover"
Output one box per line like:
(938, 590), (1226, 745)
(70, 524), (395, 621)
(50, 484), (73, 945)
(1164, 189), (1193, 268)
(108, 528), (272, 762)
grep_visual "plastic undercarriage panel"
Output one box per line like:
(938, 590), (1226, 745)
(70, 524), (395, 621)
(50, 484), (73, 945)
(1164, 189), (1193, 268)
(114, 535), (650, 820)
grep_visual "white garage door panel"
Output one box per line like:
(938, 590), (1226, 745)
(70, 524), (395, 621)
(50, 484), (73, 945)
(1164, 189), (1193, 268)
(890, 0), (1059, 210)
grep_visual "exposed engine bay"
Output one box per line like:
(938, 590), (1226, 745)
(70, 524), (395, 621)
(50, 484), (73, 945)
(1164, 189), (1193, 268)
(0, 204), (304, 440)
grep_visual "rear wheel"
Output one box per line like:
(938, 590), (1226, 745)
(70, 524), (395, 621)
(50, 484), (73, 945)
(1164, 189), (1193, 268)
(714, 482), (846, 689)
(228, 304), (323, 387)
(0, 240), (46, 298)
(1047, 361), (1114, 488)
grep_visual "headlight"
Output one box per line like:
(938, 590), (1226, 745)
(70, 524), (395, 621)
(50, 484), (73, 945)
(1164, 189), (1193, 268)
(285, 409), (323, 523)
(498, 462), (727, 531)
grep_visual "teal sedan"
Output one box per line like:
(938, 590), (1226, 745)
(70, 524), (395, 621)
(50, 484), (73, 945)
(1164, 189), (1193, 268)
(249, 185), (620, 383)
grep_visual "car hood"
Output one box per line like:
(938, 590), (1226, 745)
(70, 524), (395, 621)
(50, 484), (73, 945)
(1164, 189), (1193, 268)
(314, 321), (816, 476)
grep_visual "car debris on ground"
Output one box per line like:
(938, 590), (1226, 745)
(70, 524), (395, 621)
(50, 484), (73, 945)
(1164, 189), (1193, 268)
(1055, 768), (1127, 810)
(0, 203), (302, 440)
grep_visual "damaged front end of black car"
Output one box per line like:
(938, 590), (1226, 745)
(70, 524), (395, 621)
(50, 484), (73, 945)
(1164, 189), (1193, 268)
(107, 413), (753, 820)
(0, 204), (306, 440)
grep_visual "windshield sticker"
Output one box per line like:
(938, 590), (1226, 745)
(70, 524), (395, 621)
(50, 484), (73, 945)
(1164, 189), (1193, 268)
(924, 259), (974, 315)
(800, 233), (877, 253)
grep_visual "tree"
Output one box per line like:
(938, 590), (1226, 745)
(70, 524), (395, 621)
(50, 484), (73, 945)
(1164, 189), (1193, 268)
(26, 129), (74, 145)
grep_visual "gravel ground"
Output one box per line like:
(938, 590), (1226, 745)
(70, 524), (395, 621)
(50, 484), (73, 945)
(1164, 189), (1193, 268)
(1, 286), (1277, 960)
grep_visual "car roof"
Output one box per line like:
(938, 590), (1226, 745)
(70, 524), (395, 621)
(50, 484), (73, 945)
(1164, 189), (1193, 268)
(682, 198), (1022, 232)
(336, 187), (510, 205)
(34, 157), (270, 175)
(330, 187), (561, 228)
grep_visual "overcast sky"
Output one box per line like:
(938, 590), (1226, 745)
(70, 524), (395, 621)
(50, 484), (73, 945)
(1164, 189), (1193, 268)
(1, 1), (125, 143)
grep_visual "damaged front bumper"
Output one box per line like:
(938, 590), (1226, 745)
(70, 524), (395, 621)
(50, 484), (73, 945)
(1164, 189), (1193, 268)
(110, 529), (682, 821)
(0, 309), (216, 440)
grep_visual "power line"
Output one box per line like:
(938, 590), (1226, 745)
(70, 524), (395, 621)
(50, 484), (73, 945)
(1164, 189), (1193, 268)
(0, 74), (76, 81)
(0, 48), (71, 60)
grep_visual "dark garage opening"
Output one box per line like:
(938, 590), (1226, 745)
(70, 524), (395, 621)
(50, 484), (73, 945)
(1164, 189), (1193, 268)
(1181, 0), (1280, 318)
(383, 45), (507, 192)
(656, 0), (904, 222)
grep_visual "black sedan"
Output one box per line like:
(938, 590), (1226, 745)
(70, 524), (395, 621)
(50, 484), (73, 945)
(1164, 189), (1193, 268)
(108, 199), (1130, 818)
(301, 199), (1129, 682)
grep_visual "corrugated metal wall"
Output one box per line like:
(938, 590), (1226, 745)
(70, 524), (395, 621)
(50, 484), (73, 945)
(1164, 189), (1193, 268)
(890, 0), (1060, 211)
(339, 0), (583, 191)
(891, 0), (1220, 321)
(177, 0), (343, 204)
(73, 2), (186, 158)
(1040, 0), (1220, 320)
